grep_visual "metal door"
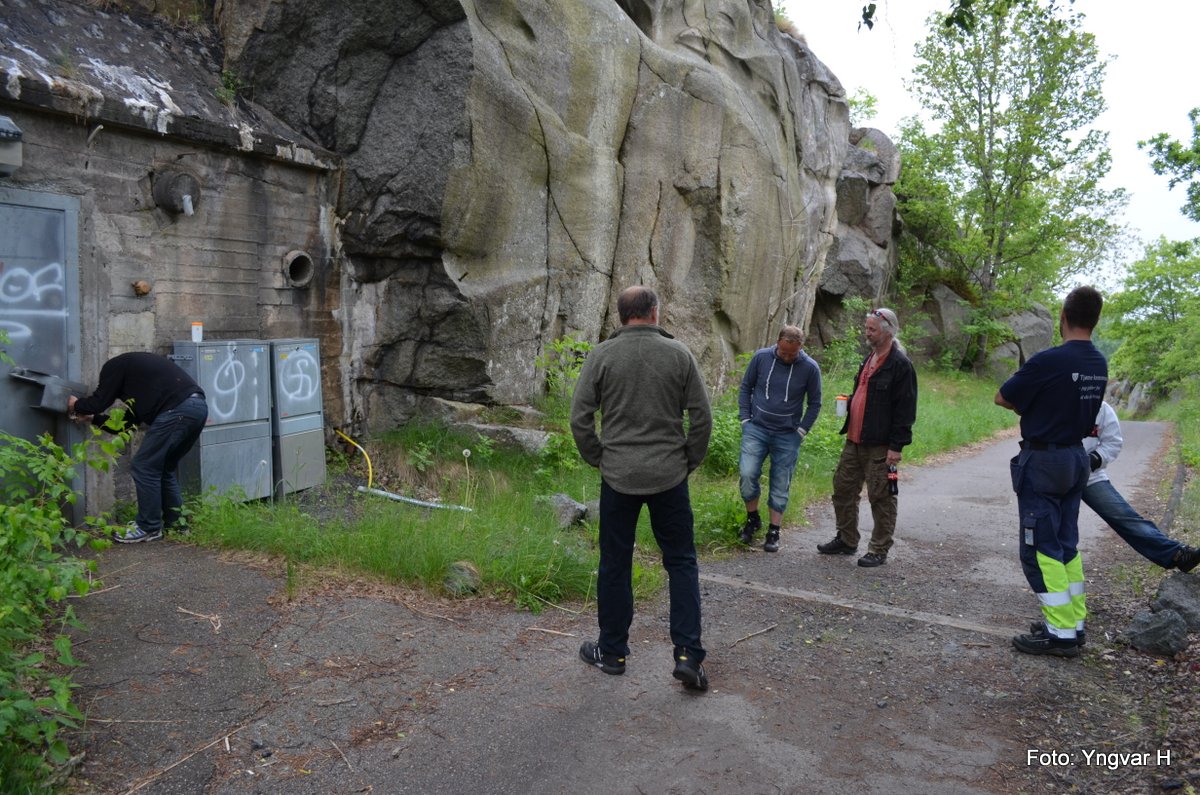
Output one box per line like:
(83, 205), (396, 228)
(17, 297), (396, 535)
(0, 187), (81, 445)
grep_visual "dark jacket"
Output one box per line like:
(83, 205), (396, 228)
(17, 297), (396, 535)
(74, 352), (202, 428)
(838, 342), (918, 452)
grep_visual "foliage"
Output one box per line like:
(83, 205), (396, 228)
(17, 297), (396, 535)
(856, 0), (1035, 33)
(1139, 107), (1200, 223)
(1106, 238), (1200, 392)
(895, 0), (1126, 363)
(535, 335), (592, 428)
(774, 9), (800, 38)
(0, 414), (127, 788)
(847, 88), (878, 127)
(811, 296), (870, 379)
(215, 70), (242, 105)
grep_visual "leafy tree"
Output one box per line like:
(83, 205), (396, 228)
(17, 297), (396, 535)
(847, 88), (878, 126)
(1107, 237), (1200, 391)
(860, 0), (1045, 32)
(894, 1), (1126, 366)
(1139, 107), (1200, 223)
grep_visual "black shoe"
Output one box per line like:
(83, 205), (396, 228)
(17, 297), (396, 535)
(763, 528), (780, 553)
(817, 536), (857, 555)
(1012, 626), (1080, 658)
(579, 641), (625, 675)
(1173, 545), (1200, 573)
(1030, 621), (1085, 647)
(857, 552), (887, 568)
(738, 517), (761, 545)
(672, 649), (708, 692)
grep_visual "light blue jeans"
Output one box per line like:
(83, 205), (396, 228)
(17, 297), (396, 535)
(738, 421), (802, 514)
(1083, 479), (1182, 568)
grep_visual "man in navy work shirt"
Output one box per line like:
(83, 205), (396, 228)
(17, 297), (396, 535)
(736, 325), (822, 553)
(996, 286), (1107, 658)
(69, 352), (208, 544)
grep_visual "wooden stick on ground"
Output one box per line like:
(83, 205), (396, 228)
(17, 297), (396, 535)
(120, 722), (248, 795)
(729, 623), (778, 647)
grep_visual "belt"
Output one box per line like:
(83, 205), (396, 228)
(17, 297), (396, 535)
(1020, 440), (1082, 451)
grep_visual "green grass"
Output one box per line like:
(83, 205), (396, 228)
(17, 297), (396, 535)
(186, 368), (1019, 608)
(1146, 377), (1200, 551)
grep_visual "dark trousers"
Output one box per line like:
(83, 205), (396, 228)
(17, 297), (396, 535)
(131, 395), (207, 533)
(1011, 446), (1089, 636)
(596, 478), (704, 662)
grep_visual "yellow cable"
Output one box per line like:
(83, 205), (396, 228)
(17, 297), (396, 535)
(334, 428), (373, 489)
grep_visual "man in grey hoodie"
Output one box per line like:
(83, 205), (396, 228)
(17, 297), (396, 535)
(570, 286), (713, 691)
(737, 325), (822, 552)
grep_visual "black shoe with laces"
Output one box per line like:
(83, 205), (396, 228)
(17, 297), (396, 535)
(1031, 621), (1085, 647)
(763, 528), (780, 553)
(1173, 545), (1200, 574)
(857, 552), (887, 567)
(817, 535), (857, 555)
(738, 517), (761, 545)
(1012, 624), (1080, 658)
(579, 641), (625, 675)
(672, 648), (708, 691)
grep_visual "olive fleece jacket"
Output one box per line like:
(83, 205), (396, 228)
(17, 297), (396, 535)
(570, 324), (712, 495)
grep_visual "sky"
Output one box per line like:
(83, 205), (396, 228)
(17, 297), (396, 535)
(778, 0), (1200, 272)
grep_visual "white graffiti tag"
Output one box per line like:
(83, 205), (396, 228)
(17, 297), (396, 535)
(208, 348), (246, 421)
(277, 348), (319, 405)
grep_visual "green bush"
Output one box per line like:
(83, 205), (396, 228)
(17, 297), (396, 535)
(0, 421), (127, 789)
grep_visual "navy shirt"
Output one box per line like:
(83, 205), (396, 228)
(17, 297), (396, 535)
(999, 340), (1107, 446)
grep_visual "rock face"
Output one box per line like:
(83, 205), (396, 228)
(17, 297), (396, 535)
(810, 126), (900, 350)
(218, 0), (851, 425)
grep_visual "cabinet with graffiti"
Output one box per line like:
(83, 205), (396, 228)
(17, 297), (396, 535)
(268, 338), (325, 498)
(172, 339), (272, 501)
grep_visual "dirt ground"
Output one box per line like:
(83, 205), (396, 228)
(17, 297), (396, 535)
(63, 422), (1199, 795)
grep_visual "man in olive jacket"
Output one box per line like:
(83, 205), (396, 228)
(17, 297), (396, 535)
(570, 286), (713, 690)
(817, 308), (917, 568)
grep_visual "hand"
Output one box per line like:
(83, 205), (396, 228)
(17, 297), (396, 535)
(886, 450), (902, 466)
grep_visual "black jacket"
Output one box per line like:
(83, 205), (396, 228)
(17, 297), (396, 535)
(838, 342), (918, 452)
(75, 352), (202, 428)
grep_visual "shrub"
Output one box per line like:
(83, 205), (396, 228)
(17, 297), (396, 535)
(0, 421), (127, 788)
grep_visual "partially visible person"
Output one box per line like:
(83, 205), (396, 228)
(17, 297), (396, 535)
(69, 352), (208, 544)
(570, 286), (713, 691)
(818, 308), (917, 568)
(996, 286), (1107, 658)
(1083, 401), (1200, 573)
(736, 325), (822, 553)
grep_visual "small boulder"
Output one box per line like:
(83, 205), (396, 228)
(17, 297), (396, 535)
(538, 493), (587, 528)
(1152, 573), (1200, 631)
(443, 561), (481, 596)
(1119, 608), (1190, 657)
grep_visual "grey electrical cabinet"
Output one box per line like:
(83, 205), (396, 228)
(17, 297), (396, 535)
(267, 338), (326, 498)
(172, 339), (272, 502)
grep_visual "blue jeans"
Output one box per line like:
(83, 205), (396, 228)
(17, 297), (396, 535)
(131, 395), (208, 533)
(596, 478), (704, 662)
(1083, 479), (1182, 568)
(738, 421), (802, 514)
